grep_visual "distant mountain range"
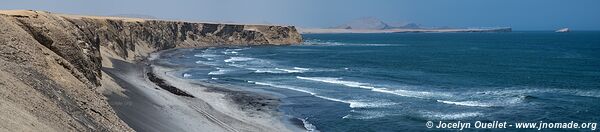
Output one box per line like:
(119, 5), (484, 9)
(300, 17), (511, 34)
(331, 17), (421, 30)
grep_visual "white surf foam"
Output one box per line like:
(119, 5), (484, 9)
(249, 81), (394, 108)
(296, 76), (451, 99)
(194, 54), (220, 58)
(208, 67), (229, 75)
(249, 68), (288, 74)
(346, 100), (397, 108)
(296, 76), (371, 88)
(222, 48), (249, 55)
(293, 67), (310, 71)
(310, 95), (395, 108)
(198, 54), (220, 61)
(372, 88), (451, 99)
(437, 100), (493, 107)
(224, 57), (255, 63)
(194, 60), (219, 66)
(478, 88), (600, 99)
(250, 81), (316, 95)
(222, 50), (239, 55)
(182, 73), (192, 78)
(298, 118), (319, 132)
(421, 111), (483, 120)
(437, 93), (528, 107)
(572, 90), (600, 98)
(343, 110), (390, 120)
(249, 67), (309, 74)
(275, 68), (305, 73)
(225, 51), (239, 54)
(222, 56), (310, 74)
(195, 60), (206, 64)
(302, 41), (345, 46)
(232, 47), (250, 51)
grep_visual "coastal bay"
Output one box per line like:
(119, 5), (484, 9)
(2, 1), (599, 131)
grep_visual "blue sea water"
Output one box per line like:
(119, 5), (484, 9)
(155, 32), (600, 131)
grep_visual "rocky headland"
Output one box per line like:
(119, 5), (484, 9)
(0, 10), (301, 131)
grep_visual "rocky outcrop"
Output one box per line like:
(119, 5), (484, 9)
(0, 10), (302, 131)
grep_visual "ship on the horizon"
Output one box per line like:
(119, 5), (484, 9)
(556, 28), (570, 33)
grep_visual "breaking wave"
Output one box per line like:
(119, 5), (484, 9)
(342, 110), (392, 120)
(298, 118), (319, 132)
(296, 76), (452, 99)
(436, 100), (493, 107)
(420, 111), (484, 120)
(436, 94), (528, 107)
(249, 81), (395, 108)
(224, 57), (255, 63)
(208, 67), (230, 75)
(247, 67), (309, 74)
(182, 73), (192, 78)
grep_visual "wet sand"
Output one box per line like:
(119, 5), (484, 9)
(102, 54), (304, 132)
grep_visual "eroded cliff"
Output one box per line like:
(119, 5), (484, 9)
(0, 10), (302, 131)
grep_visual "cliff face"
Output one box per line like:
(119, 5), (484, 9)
(0, 10), (302, 131)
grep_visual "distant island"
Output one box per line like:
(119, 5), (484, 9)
(299, 17), (511, 34)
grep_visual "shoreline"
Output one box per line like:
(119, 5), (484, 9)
(102, 50), (306, 132)
(0, 10), (303, 131)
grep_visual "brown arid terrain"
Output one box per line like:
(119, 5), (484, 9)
(0, 10), (302, 131)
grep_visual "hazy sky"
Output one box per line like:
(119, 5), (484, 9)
(2, 0), (599, 30)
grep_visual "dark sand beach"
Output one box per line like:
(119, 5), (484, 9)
(102, 53), (305, 132)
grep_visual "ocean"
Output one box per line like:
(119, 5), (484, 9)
(154, 32), (600, 131)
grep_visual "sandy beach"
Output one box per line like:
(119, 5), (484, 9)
(101, 51), (304, 132)
(0, 9), (296, 132)
(1, 0), (597, 131)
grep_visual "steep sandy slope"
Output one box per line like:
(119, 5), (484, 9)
(0, 10), (302, 131)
